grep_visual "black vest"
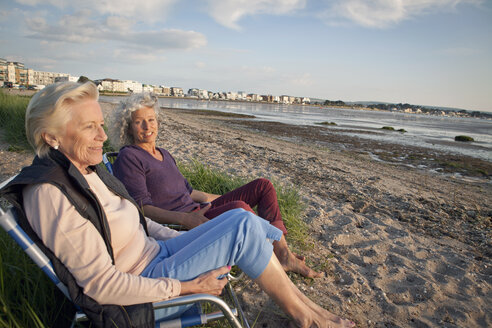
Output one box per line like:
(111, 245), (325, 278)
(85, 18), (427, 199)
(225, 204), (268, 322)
(0, 149), (154, 328)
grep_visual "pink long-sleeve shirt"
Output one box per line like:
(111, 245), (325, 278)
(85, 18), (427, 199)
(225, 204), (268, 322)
(22, 172), (182, 305)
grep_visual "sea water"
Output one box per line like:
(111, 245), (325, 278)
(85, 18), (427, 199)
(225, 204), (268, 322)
(100, 96), (492, 162)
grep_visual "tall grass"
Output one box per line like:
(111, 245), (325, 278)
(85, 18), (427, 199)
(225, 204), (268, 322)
(0, 90), (31, 151)
(0, 227), (74, 327)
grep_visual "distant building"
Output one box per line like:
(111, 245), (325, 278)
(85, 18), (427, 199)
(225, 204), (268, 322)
(237, 91), (247, 100)
(54, 75), (79, 83)
(171, 87), (184, 97)
(187, 88), (199, 98)
(248, 93), (261, 102)
(280, 95), (290, 104)
(94, 78), (126, 92)
(0, 59), (35, 85)
(301, 97), (310, 104)
(160, 86), (171, 96)
(123, 80), (143, 93)
(33, 70), (69, 86)
(226, 92), (238, 100)
(142, 84), (154, 93)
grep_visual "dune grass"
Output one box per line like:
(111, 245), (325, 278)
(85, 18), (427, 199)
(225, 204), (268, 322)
(0, 90), (31, 151)
(0, 225), (74, 327)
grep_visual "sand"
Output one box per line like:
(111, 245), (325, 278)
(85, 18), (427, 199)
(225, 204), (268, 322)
(0, 101), (490, 327)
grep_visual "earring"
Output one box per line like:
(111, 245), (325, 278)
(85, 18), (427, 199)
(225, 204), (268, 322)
(54, 145), (59, 150)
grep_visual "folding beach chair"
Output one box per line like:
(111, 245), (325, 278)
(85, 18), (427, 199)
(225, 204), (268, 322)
(0, 176), (249, 328)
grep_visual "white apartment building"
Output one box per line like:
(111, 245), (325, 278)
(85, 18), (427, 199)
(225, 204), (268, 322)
(237, 91), (247, 100)
(171, 87), (184, 97)
(33, 70), (69, 85)
(247, 94), (262, 102)
(54, 75), (80, 83)
(96, 78), (126, 92)
(280, 95), (291, 104)
(0, 59), (34, 85)
(123, 80), (143, 93)
(161, 86), (171, 96)
(142, 84), (154, 93)
(187, 88), (199, 97)
(226, 92), (238, 100)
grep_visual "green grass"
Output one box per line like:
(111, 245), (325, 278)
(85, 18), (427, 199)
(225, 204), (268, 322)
(0, 90), (31, 151)
(0, 227), (74, 327)
(316, 121), (337, 126)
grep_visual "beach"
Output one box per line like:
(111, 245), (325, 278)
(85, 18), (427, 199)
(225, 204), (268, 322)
(0, 101), (490, 327)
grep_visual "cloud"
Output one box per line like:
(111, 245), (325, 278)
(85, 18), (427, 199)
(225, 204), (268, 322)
(15, 0), (177, 22)
(289, 73), (313, 87)
(15, 0), (67, 6)
(24, 11), (207, 50)
(321, 0), (484, 28)
(206, 0), (307, 30)
(195, 61), (206, 68)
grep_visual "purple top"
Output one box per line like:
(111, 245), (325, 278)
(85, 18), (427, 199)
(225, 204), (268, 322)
(113, 145), (198, 212)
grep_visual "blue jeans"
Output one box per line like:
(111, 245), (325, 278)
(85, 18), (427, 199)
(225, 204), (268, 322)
(140, 208), (283, 320)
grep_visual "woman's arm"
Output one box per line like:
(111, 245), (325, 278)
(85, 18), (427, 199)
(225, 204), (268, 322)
(190, 190), (220, 203)
(143, 204), (210, 230)
(180, 266), (231, 296)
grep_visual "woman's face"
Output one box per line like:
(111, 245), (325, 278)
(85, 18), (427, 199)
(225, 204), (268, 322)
(57, 98), (107, 174)
(130, 106), (158, 146)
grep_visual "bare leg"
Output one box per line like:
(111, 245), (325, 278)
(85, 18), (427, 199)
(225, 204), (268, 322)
(254, 254), (356, 328)
(274, 235), (324, 278)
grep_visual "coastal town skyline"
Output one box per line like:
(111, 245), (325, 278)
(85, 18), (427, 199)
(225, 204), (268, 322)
(1, 0), (491, 112)
(1, 56), (490, 117)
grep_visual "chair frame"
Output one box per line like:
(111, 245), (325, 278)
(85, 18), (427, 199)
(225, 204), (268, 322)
(1, 176), (249, 328)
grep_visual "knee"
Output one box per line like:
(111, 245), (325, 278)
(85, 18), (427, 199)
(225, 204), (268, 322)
(254, 178), (274, 191)
(227, 208), (261, 226)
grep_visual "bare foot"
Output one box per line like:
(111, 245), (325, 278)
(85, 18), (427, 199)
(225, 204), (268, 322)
(274, 236), (324, 278)
(278, 251), (324, 278)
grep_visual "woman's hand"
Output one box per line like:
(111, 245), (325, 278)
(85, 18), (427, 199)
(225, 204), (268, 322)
(179, 266), (231, 296)
(182, 203), (211, 229)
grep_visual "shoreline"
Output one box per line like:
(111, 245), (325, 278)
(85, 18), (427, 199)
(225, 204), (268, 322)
(7, 88), (491, 119)
(165, 107), (492, 180)
(0, 102), (490, 327)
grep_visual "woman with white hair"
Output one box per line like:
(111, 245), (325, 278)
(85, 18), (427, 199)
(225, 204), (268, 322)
(1, 81), (355, 327)
(108, 92), (322, 278)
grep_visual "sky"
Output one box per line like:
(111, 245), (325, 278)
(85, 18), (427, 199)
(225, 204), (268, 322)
(1, 0), (491, 112)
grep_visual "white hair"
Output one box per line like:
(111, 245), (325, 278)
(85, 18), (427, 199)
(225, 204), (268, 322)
(106, 92), (158, 150)
(25, 81), (99, 157)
